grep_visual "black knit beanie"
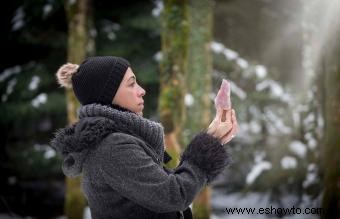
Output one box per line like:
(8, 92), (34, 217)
(71, 56), (130, 105)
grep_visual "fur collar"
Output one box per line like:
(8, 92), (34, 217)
(50, 103), (166, 176)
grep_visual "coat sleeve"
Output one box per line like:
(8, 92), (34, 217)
(99, 131), (230, 213)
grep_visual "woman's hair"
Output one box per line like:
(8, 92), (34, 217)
(56, 63), (79, 88)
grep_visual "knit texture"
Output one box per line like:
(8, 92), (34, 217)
(78, 104), (165, 156)
(50, 103), (231, 219)
(72, 56), (130, 105)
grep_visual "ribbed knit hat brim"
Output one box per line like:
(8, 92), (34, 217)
(72, 56), (130, 105)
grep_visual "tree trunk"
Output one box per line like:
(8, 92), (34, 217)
(159, 0), (189, 168)
(321, 24), (340, 219)
(187, 1), (214, 218)
(64, 0), (93, 218)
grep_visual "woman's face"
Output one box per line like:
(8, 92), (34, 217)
(112, 67), (146, 116)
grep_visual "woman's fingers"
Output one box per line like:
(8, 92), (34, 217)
(214, 120), (232, 138)
(207, 118), (217, 135)
(221, 109), (239, 144)
(207, 108), (236, 141)
(222, 109), (232, 123)
(221, 125), (237, 144)
(215, 107), (232, 122)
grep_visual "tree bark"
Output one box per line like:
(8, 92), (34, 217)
(64, 0), (93, 218)
(160, 0), (189, 168)
(321, 24), (340, 219)
(187, 1), (214, 218)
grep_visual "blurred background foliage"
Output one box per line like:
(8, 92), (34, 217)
(1, 0), (339, 218)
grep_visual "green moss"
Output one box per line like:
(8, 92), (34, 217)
(164, 147), (179, 169)
(65, 178), (87, 219)
(193, 202), (210, 219)
(159, 0), (188, 136)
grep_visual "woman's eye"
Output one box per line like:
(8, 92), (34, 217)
(130, 82), (135, 86)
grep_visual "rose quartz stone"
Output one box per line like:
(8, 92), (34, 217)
(214, 79), (231, 110)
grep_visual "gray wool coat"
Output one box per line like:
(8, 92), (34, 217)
(51, 104), (231, 219)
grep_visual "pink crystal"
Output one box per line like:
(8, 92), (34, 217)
(214, 79), (231, 110)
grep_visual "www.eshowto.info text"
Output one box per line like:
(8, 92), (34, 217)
(225, 206), (324, 215)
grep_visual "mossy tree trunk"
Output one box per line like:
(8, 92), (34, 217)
(160, 0), (215, 217)
(159, 0), (189, 168)
(321, 24), (340, 219)
(64, 0), (93, 218)
(187, 1), (214, 218)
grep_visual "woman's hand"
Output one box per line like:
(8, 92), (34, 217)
(207, 108), (238, 145)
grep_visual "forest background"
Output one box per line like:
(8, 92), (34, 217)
(0, 0), (339, 219)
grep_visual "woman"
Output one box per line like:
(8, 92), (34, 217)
(51, 56), (238, 219)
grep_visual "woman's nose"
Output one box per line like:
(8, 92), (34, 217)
(139, 86), (146, 97)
